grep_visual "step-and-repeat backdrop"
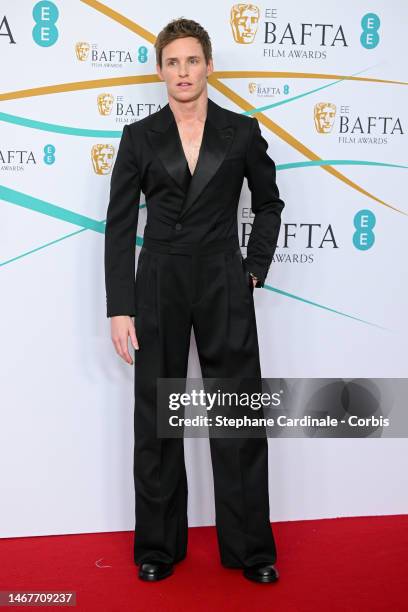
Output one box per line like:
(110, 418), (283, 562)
(1, 1), (407, 537)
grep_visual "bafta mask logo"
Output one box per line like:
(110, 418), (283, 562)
(248, 82), (257, 94)
(75, 42), (90, 61)
(314, 102), (337, 134)
(230, 4), (260, 44)
(97, 93), (114, 116)
(91, 144), (115, 175)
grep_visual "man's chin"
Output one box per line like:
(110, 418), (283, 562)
(170, 90), (200, 103)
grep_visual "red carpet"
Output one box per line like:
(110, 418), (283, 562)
(1, 516), (407, 611)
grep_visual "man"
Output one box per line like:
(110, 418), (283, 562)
(104, 18), (285, 584)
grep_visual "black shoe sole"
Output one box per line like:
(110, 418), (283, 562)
(138, 567), (174, 582)
(243, 572), (279, 584)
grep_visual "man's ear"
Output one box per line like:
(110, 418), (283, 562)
(206, 59), (214, 77)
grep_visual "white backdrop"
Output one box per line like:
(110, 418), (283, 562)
(1, 0), (407, 537)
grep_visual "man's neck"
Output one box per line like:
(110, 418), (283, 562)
(168, 93), (208, 125)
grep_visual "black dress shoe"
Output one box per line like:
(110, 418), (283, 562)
(243, 563), (279, 583)
(138, 561), (174, 582)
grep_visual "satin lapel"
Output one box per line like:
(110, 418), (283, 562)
(146, 119), (188, 193)
(179, 120), (235, 219)
(146, 98), (235, 219)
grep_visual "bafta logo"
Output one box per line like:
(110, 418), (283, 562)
(75, 42), (90, 61)
(314, 102), (337, 134)
(91, 144), (115, 175)
(248, 82), (257, 94)
(97, 93), (114, 116)
(230, 4), (260, 44)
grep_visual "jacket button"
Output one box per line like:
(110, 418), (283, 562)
(175, 222), (182, 230)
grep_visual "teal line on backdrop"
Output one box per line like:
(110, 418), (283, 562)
(0, 61), (393, 327)
(0, 112), (122, 138)
(0, 220), (144, 267)
(280, 160), (408, 171)
(2, 102), (406, 170)
(0, 158), (405, 262)
(0, 184), (385, 328)
(0, 63), (380, 137)
(0, 185), (106, 233)
(265, 285), (387, 330)
(2, 224), (99, 265)
(243, 63), (381, 116)
(1, 151), (406, 238)
(0, 184), (146, 266)
(4, 116), (406, 174)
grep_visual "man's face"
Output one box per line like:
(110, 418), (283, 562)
(156, 36), (213, 103)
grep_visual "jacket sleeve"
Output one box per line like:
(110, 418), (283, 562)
(242, 117), (285, 287)
(104, 123), (141, 317)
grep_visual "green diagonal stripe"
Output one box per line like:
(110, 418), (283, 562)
(0, 64), (379, 137)
(0, 60), (398, 330)
(0, 185), (145, 266)
(243, 63), (381, 116)
(277, 160), (408, 171)
(0, 112), (122, 137)
(0, 185), (106, 232)
(1, 225), (92, 265)
(0, 184), (385, 328)
(263, 284), (388, 330)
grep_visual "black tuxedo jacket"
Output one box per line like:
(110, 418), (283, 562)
(104, 97), (285, 317)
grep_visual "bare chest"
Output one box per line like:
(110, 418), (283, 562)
(177, 122), (205, 175)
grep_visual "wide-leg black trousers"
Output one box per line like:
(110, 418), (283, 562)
(132, 235), (277, 568)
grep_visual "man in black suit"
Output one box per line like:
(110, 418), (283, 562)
(104, 18), (285, 584)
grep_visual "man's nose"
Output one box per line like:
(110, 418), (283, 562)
(178, 64), (189, 76)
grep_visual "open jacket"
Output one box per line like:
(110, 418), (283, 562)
(104, 96), (285, 317)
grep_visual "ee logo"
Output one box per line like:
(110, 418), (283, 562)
(360, 13), (380, 49)
(44, 144), (56, 165)
(33, 1), (59, 47)
(353, 210), (375, 250)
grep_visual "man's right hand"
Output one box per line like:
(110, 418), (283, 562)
(110, 315), (139, 365)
